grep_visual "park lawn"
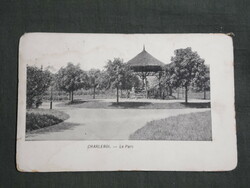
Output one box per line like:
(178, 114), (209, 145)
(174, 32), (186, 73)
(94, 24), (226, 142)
(129, 111), (212, 141)
(57, 99), (210, 109)
(26, 109), (69, 132)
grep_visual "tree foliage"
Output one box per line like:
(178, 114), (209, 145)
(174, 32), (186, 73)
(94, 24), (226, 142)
(160, 63), (178, 97)
(56, 63), (89, 101)
(192, 64), (210, 99)
(121, 63), (140, 91)
(88, 68), (103, 99)
(170, 47), (207, 103)
(104, 58), (125, 103)
(88, 69), (101, 86)
(26, 65), (52, 108)
(192, 64), (210, 91)
(104, 59), (141, 102)
(105, 58), (124, 88)
(97, 70), (111, 90)
(26, 48), (210, 106)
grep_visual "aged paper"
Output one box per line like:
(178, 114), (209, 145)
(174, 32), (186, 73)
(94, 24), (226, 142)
(17, 33), (237, 171)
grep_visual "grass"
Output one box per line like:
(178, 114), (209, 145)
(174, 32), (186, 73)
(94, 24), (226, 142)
(26, 109), (69, 132)
(57, 100), (210, 109)
(65, 99), (88, 105)
(129, 111), (212, 141)
(111, 102), (152, 108)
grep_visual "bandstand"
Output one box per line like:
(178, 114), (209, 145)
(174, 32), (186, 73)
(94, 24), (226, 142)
(127, 46), (165, 98)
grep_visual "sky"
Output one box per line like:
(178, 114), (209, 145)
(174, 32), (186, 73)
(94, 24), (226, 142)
(19, 33), (232, 73)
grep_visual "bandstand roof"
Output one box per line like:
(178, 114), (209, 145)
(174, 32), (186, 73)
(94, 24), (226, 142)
(127, 46), (165, 72)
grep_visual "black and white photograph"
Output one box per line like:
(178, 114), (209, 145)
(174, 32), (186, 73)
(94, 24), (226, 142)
(24, 34), (211, 141)
(17, 33), (236, 172)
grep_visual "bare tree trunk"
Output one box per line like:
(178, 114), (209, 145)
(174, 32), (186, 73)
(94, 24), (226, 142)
(159, 86), (162, 99)
(169, 87), (172, 96)
(50, 87), (53, 109)
(116, 86), (119, 103)
(165, 87), (168, 99)
(177, 87), (179, 99)
(71, 91), (74, 102)
(158, 74), (162, 99)
(93, 87), (95, 99)
(145, 76), (148, 99)
(69, 92), (71, 100)
(204, 89), (206, 99)
(185, 85), (188, 104)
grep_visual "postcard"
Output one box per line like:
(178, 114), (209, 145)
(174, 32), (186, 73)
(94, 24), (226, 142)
(17, 33), (237, 171)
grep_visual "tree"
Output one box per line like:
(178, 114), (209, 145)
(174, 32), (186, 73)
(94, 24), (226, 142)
(159, 63), (179, 99)
(120, 63), (140, 97)
(192, 64), (210, 99)
(96, 70), (110, 90)
(26, 65), (52, 108)
(171, 47), (205, 103)
(104, 58), (125, 103)
(56, 63), (89, 102)
(88, 69), (101, 99)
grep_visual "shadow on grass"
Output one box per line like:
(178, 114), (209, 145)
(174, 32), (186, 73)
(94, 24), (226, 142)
(56, 99), (89, 107)
(55, 100), (211, 109)
(181, 102), (210, 108)
(110, 102), (152, 108)
(66, 99), (89, 105)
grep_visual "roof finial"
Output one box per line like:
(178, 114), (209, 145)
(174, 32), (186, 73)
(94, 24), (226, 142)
(143, 44), (145, 51)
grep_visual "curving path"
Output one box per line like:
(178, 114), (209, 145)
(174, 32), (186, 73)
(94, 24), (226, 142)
(26, 101), (210, 140)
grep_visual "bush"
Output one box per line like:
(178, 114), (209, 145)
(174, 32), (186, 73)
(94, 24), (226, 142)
(26, 113), (63, 132)
(26, 66), (52, 108)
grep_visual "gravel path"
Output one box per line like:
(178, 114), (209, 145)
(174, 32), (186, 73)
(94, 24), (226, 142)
(26, 104), (210, 140)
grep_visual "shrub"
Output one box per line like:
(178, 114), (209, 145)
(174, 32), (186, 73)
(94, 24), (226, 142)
(26, 66), (52, 108)
(26, 113), (63, 132)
